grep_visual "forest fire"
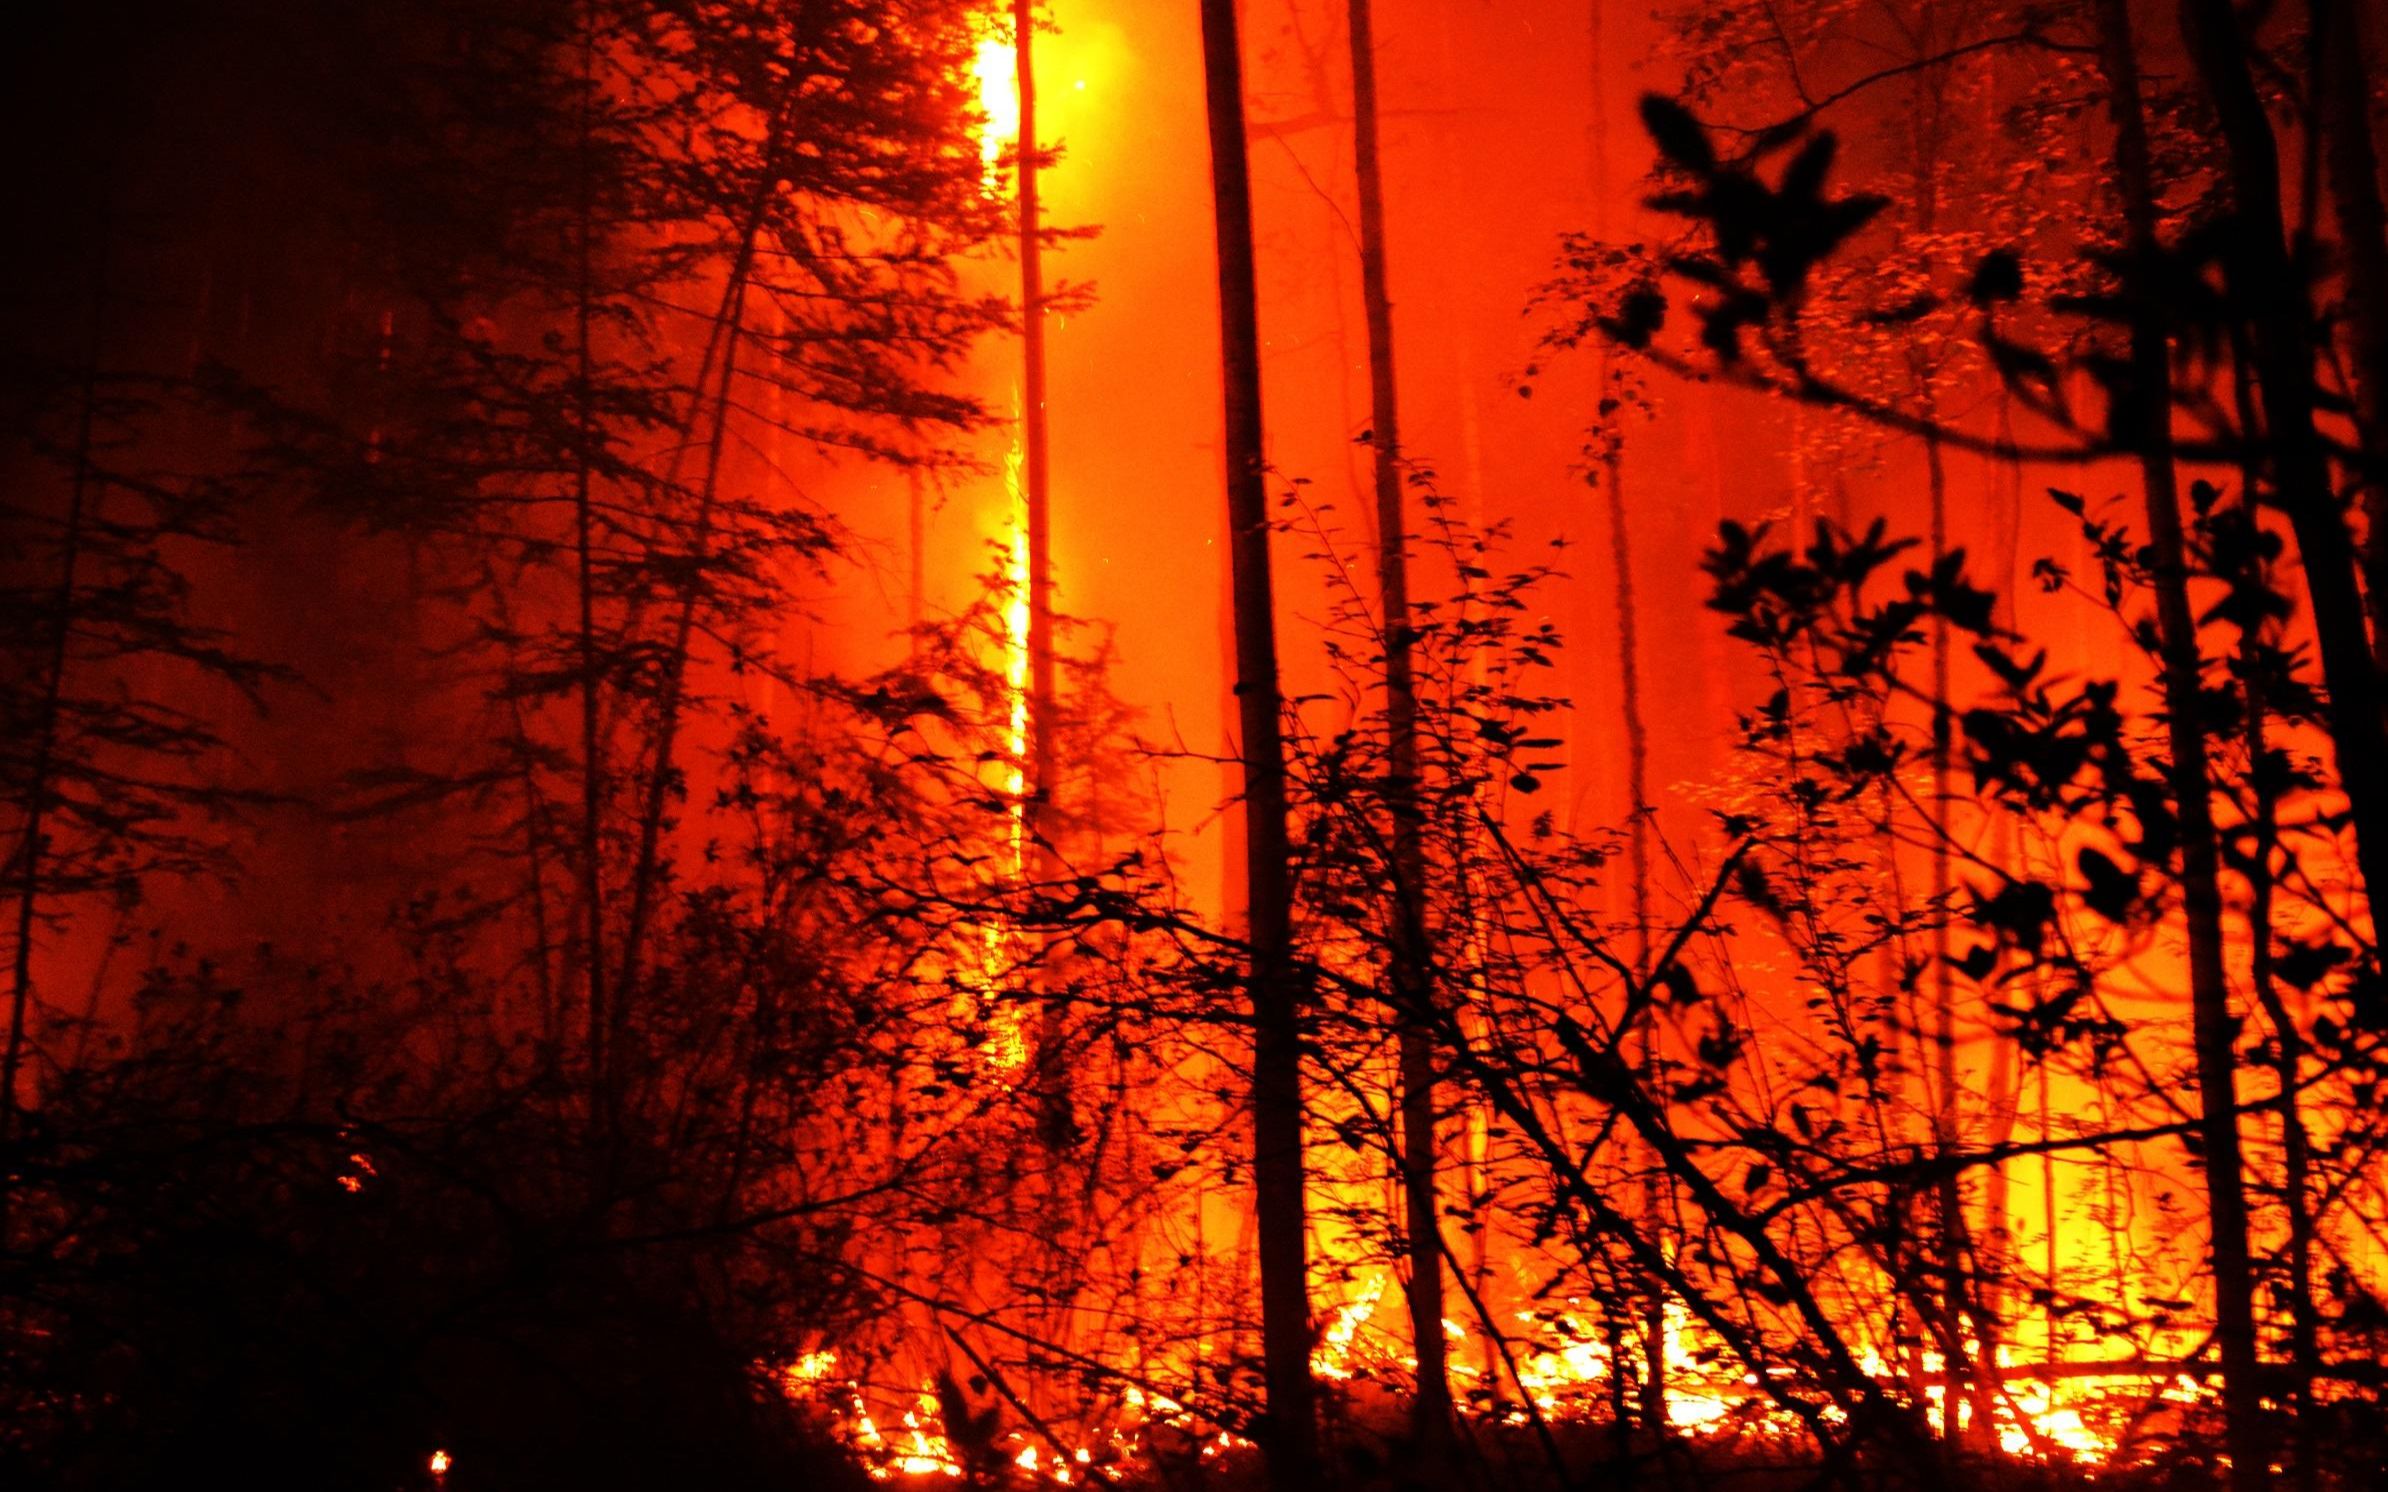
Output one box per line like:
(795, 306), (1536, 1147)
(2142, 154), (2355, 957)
(6, 1), (2388, 1491)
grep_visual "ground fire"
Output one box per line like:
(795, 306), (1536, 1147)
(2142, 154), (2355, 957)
(4, 2), (2387, 1490)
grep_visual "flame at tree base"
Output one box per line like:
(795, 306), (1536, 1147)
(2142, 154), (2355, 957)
(775, 1267), (2234, 1483)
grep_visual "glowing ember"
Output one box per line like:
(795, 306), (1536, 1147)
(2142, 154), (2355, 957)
(336, 1152), (377, 1193)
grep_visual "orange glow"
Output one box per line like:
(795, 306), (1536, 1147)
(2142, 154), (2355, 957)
(26, 2), (2382, 1488)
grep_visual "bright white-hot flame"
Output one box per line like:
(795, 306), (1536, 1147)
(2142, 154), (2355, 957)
(967, 435), (1031, 1072)
(971, 34), (1019, 185)
(1313, 1275), (1386, 1380)
(782, 1348), (839, 1391)
(935, 1260), (2141, 1469)
(1002, 442), (1030, 814)
(428, 1449), (452, 1477)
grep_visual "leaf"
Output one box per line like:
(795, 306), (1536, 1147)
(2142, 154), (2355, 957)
(2077, 846), (2140, 921)
(1950, 943), (1998, 981)
(1658, 963), (1700, 1006)
(1779, 131), (1839, 208)
(1639, 94), (1716, 174)
(2273, 937), (2351, 992)
(1975, 877), (2058, 955)
(1600, 285), (1669, 349)
(1967, 248), (2025, 305)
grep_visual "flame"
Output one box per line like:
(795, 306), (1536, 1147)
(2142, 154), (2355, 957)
(782, 1293), (2180, 1483)
(1313, 1275), (1385, 1380)
(783, 1348), (839, 1390)
(744, 11), (2290, 1485)
(778, 1362), (1119, 1486)
(428, 1448), (452, 1477)
(965, 10), (1032, 1075)
(969, 435), (1031, 1074)
(1497, 1299), (2200, 1463)
(1002, 443), (1030, 832)
(971, 32), (1019, 187)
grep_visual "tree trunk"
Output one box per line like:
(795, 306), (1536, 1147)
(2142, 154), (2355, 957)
(1585, 0), (1670, 1435)
(1197, 1), (1317, 1481)
(2, 252), (106, 1241)
(2245, 601), (2320, 1492)
(1019, 0), (1058, 874)
(1344, 0), (1451, 1447)
(1902, 20), (1983, 1434)
(573, 7), (610, 1153)
(2228, 334), (2320, 1492)
(2098, 7), (2266, 1488)
(2312, 0), (2388, 676)
(1016, 0), (1075, 1158)
(2181, 0), (2388, 1006)
(611, 166), (781, 1049)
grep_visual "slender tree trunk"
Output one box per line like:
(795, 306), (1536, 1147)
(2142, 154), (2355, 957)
(1020, 0), (1057, 859)
(1613, 446), (1671, 1444)
(1017, 0), (1055, 840)
(614, 261), (753, 1083)
(613, 169), (780, 1022)
(2099, 8), (2266, 1488)
(1902, 22), (1982, 1435)
(1922, 417), (1984, 1449)
(1016, 0), (1075, 1158)
(574, 8), (610, 1150)
(1197, 1), (1317, 1481)
(1585, 0), (1670, 1438)
(2311, 0), (2388, 675)
(2227, 336), (2321, 1492)
(484, 566), (561, 1060)
(2245, 607), (2320, 1492)
(1977, 387), (2028, 1396)
(2181, 0), (2388, 998)
(1344, 0), (1450, 1446)
(2, 260), (106, 1241)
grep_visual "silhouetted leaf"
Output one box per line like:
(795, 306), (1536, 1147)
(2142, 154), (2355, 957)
(1967, 248), (2024, 305)
(2077, 846), (2140, 921)
(1639, 94), (1715, 174)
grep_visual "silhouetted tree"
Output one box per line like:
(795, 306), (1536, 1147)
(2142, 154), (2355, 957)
(1197, 0), (1318, 1481)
